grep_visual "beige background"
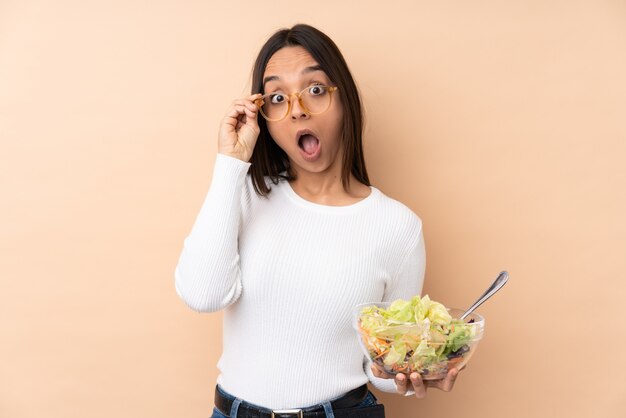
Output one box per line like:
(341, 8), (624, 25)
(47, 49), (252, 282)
(1, 1), (625, 417)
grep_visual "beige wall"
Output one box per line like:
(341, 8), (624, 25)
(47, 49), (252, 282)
(1, 1), (625, 417)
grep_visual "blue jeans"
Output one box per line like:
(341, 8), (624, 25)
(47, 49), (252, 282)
(211, 385), (379, 418)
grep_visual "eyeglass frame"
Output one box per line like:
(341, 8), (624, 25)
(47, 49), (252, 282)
(253, 85), (339, 122)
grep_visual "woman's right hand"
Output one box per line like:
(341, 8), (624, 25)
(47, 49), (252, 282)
(218, 93), (263, 162)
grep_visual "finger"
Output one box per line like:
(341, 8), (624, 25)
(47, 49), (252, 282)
(410, 372), (427, 399)
(395, 373), (410, 395)
(370, 364), (386, 378)
(446, 368), (459, 391)
(233, 99), (259, 111)
(244, 107), (257, 120)
(229, 105), (249, 123)
(371, 363), (394, 379)
(235, 94), (262, 106)
(225, 107), (241, 119)
(246, 102), (258, 113)
(243, 109), (259, 130)
(434, 368), (459, 392)
(222, 112), (241, 131)
(224, 105), (246, 123)
(244, 99), (257, 111)
(233, 104), (247, 113)
(234, 103), (257, 118)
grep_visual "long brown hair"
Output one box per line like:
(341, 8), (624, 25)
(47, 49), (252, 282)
(248, 23), (370, 197)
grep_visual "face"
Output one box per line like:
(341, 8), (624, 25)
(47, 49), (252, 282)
(262, 46), (344, 176)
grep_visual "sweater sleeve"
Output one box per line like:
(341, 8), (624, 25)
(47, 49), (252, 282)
(174, 153), (251, 313)
(364, 223), (426, 396)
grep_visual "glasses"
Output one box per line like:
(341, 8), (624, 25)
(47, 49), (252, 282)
(254, 84), (339, 122)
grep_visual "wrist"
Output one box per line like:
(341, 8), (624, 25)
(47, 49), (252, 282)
(218, 151), (249, 163)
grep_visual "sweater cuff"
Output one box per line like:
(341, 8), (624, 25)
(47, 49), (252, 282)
(364, 356), (416, 397)
(214, 153), (252, 177)
(364, 356), (416, 396)
(393, 380), (416, 397)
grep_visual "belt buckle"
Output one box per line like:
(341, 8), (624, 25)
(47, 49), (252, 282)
(271, 409), (303, 418)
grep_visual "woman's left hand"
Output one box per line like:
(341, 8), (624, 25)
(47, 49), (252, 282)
(370, 364), (460, 399)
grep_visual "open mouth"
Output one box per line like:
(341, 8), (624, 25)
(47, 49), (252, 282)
(296, 130), (321, 156)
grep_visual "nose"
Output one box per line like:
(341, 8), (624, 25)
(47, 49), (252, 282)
(290, 94), (310, 120)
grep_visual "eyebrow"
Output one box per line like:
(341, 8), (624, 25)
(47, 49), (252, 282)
(263, 65), (325, 88)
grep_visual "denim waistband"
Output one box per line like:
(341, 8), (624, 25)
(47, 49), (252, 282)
(214, 384), (370, 418)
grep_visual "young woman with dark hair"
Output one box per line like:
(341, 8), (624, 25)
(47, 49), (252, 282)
(175, 23), (460, 418)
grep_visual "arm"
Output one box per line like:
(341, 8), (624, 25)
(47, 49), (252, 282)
(173, 153), (251, 313)
(175, 91), (260, 313)
(365, 223), (426, 396)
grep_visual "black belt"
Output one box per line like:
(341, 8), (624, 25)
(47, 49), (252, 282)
(214, 384), (382, 418)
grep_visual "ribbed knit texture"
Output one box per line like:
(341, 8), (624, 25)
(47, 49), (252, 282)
(174, 153), (426, 408)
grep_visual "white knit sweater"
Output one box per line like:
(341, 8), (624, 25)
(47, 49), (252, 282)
(174, 153), (425, 408)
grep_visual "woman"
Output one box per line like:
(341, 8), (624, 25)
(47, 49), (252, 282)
(174, 23), (460, 418)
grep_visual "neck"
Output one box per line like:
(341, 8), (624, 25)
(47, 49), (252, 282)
(289, 152), (347, 193)
(291, 170), (349, 196)
(288, 163), (370, 207)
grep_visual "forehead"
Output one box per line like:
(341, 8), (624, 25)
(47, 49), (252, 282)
(263, 46), (327, 84)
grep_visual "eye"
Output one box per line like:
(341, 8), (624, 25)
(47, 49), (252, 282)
(308, 84), (327, 96)
(269, 93), (286, 104)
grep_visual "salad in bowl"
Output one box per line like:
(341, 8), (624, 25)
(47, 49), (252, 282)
(352, 295), (484, 380)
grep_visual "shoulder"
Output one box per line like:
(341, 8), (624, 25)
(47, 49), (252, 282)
(374, 188), (422, 224)
(373, 188), (423, 240)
